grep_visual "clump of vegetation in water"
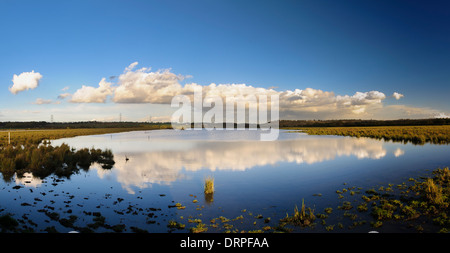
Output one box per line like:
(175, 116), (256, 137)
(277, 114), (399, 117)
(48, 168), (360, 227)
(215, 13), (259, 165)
(0, 143), (115, 181)
(281, 199), (316, 227)
(204, 176), (215, 195)
(190, 222), (208, 233)
(357, 203), (368, 212)
(168, 220), (186, 230)
(338, 201), (353, 210)
(0, 214), (19, 232)
(353, 167), (450, 231)
(175, 203), (186, 210)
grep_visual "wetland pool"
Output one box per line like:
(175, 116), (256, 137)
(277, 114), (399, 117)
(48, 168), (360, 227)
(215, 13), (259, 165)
(1, 129), (449, 233)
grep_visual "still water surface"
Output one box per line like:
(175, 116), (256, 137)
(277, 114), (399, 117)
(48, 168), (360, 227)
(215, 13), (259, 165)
(1, 129), (449, 232)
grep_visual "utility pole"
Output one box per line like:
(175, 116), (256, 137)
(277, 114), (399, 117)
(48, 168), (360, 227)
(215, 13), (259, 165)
(119, 113), (122, 122)
(8, 131), (10, 145)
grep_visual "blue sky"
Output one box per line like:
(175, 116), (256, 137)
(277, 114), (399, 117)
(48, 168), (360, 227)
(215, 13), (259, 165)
(0, 0), (449, 121)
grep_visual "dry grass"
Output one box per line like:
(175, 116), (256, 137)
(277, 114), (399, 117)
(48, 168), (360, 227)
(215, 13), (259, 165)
(0, 127), (163, 147)
(297, 125), (450, 144)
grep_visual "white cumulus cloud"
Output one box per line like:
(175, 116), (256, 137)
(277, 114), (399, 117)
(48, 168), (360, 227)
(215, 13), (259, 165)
(67, 63), (393, 119)
(392, 92), (404, 100)
(70, 78), (114, 103)
(279, 89), (386, 117)
(9, 70), (43, 94)
(112, 63), (388, 115)
(113, 62), (188, 103)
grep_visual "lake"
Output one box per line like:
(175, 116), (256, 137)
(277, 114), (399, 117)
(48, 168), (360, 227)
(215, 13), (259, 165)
(1, 129), (449, 233)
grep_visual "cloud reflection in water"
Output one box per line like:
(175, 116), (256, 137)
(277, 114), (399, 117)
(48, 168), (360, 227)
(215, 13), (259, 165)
(92, 134), (390, 193)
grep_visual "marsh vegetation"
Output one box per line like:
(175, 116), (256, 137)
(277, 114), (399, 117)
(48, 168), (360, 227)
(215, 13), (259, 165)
(0, 125), (170, 148)
(275, 167), (450, 233)
(295, 125), (450, 145)
(0, 143), (115, 181)
(204, 176), (214, 195)
(0, 126), (172, 183)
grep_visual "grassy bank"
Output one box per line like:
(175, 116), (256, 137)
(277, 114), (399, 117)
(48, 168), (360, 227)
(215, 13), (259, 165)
(0, 125), (171, 147)
(291, 125), (450, 145)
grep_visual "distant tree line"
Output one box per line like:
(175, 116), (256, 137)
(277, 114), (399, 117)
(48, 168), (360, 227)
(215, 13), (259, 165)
(279, 118), (450, 128)
(0, 121), (172, 130)
(1, 118), (448, 130)
(189, 118), (450, 129)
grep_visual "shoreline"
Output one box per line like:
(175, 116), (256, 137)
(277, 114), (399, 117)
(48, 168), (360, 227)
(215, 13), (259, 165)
(285, 125), (450, 145)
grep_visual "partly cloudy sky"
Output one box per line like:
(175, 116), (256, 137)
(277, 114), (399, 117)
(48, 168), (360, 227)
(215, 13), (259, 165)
(0, 0), (449, 122)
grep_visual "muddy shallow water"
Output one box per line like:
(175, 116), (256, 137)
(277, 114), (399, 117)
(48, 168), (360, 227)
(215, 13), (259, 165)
(1, 129), (449, 232)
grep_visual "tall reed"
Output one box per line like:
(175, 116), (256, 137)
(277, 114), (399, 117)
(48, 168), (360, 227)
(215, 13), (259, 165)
(204, 176), (214, 195)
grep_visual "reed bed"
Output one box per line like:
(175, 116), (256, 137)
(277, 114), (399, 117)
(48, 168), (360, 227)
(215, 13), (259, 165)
(297, 125), (450, 144)
(0, 126), (163, 147)
(204, 176), (215, 195)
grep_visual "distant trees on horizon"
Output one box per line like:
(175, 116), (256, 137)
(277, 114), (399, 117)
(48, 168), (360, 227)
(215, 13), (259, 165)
(279, 118), (450, 128)
(0, 121), (171, 130)
(0, 118), (448, 130)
